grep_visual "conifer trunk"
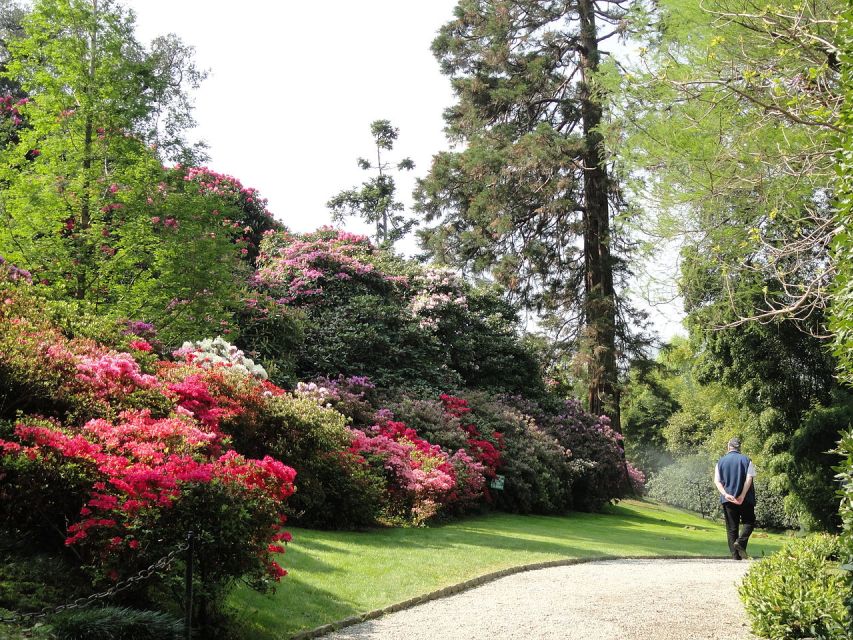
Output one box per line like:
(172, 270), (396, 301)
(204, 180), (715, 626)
(577, 0), (620, 432)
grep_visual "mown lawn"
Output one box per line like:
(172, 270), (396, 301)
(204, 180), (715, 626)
(230, 499), (790, 639)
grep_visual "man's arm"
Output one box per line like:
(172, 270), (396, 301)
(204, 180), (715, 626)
(714, 464), (737, 503)
(736, 465), (756, 504)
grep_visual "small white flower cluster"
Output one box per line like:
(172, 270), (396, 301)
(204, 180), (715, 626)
(409, 268), (469, 329)
(177, 336), (268, 380)
(294, 381), (335, 408)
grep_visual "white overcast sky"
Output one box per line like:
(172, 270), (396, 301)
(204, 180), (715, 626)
(129, 0), (456, 240)
(128, 0), (685, 340)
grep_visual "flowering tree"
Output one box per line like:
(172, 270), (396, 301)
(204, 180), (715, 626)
(0, 0), (279, 346)
(253, 228), (543, 394)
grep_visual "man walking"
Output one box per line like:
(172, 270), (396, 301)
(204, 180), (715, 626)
(713, 437), (757, 560)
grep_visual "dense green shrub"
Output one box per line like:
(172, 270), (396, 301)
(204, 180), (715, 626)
(787, 395), (853, 531)
(234, 394), (385, 529)
(740, 534), (851, 640)
(836, 430), (853, 621)
(646, 455), (798, 529)
(47, 607), (183, 640)
(0, 549), (88, 613)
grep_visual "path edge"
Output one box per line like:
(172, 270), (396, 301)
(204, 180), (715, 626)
(288, 554), (727, 639)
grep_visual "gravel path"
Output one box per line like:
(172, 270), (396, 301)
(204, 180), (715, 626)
(320, 559), (755, 640)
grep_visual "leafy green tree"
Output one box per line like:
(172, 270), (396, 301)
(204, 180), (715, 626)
(0, 0), (264, 345)
(622, 0), (844, 330)
(0, 1), (25, 97)
(621, 352), (678, 472)
(415, 0), (641, 429)
(327, 119), (415, 247)
(618, 0), (848, 530)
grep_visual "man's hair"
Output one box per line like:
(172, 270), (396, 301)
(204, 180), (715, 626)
(728, 437), (741, 450)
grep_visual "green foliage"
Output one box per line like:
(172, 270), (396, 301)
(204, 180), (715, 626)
(386, 395), (468, 453)
(835, 429), (853, 620)
(327, 119), (415, 246)
(622, 329), (845, 530)
(646, 455), (719, 520)
(620, 367), (676, 473)
(740, 534), (851, 640)
(231, 394), (384, 529)
(47, 606), (183, 640)
(623, 0), (843, 331)
(832, 8), (853, 385)
(298, 289), (457, 392)
(788, 396), (853, 530)
(150, 482), (286, 615)
(0, 548), (88, 613)
(621, 1), (847, 532)
(0, 0), (271, 347)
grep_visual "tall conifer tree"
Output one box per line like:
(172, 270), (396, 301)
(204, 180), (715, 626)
(415, 0), (633, 427)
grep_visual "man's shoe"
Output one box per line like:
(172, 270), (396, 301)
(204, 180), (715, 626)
(733, 541), (749, 560)
(732, 553), (742, 561)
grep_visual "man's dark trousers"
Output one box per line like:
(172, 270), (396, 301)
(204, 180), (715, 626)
(722, 501), (755, 557)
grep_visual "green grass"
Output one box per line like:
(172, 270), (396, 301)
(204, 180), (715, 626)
(230, 500), (789, 639)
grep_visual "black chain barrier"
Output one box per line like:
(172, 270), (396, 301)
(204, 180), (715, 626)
(0, 538), (191, 625)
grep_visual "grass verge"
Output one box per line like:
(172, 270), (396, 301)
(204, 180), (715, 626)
(229, 499), (789, 639)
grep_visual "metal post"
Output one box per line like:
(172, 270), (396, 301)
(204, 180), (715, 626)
(184, 531), (194, 640)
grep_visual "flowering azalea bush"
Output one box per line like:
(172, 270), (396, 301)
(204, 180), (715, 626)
(349, 419), (481, 524)
(0, 277), (298, 621)
(293, 379), (492, 523)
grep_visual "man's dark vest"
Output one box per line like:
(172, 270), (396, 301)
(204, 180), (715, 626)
(717, 451), (755, 505)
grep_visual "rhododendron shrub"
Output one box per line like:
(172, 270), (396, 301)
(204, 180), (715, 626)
(463, 392), (575, 514)
(348, 417), (487, 523)
(409, 268), (469, 331)
(251, 228), (543, 395)
(233, 393), (385, 529)
(252, 228), (460, 390)
(181, 166), (280, 265)
(511, 396), (637, 511)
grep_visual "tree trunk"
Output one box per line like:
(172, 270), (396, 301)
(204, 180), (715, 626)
(76, 0), (98, 300)
(577, 0), (620, 432)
